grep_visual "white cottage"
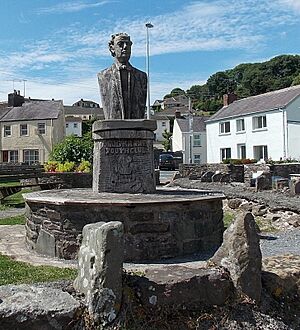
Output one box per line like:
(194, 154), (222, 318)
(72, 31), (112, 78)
(172, 114), (209, 164)
(206, 85), (300, 163)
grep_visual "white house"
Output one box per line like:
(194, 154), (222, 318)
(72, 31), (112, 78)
(172, 114), (209, 164)
(150, 114), (170, 148)
(65, 116), (82, 137)
(206, 85), (300, 163)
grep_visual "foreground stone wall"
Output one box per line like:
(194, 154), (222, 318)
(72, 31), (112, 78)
(25, 191), (224, 262)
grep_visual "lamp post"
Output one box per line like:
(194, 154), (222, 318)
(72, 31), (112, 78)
(145, 22), (154, 119)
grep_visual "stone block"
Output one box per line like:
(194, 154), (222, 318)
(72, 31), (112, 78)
(0, 284), (81, 330)
(129, 222), (169, 234)
(92, 120), (156, 194)
(74, 221), (124, 325)
(126, 265), (233, 310)
(36, 228), (56, 258)
(255, 172), (272, 191)
(211, 212), (262, 302)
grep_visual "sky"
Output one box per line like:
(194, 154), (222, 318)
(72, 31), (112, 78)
(0, 0), (299, 105)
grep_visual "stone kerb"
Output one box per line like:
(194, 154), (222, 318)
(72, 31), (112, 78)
(92, 119), (157, 194)
(74, 221), (124, 326)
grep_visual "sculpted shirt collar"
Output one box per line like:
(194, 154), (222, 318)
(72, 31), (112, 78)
(114, 62), (133, 71)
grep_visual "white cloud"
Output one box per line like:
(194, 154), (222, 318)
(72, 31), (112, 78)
(279, 0), (300, 13)
(36, 1), (112, 14)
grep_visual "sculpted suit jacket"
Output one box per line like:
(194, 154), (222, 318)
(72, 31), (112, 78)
(98, 62), (147, 119)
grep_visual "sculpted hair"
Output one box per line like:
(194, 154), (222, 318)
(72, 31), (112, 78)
(108, 33), (132, 57)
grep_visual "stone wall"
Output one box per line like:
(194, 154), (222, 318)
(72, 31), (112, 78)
(25, 191), (224, 262)
(270, 163), (300, 178)
(39, 172), (92, 188)
(179, 164), (244, 182)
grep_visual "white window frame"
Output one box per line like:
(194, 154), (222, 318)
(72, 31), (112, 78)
(194, 154), (201, 164)
(20, 124), (28, 136)
(220, 148), (231, 161)
(237, 144), (246, 159)
(4, 125), (11, 137)
(9, 150), (18, 163)
(236, 119), (245, 133)
(253, 145), (268, 161)
(252, 115), (267, 130)
(193, 134), (201, 147)
(219, 121), (231, 134)
(37, 122), (46, 135)
(23, 149), (39, 165)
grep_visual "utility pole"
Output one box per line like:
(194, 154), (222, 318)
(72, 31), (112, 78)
(145, 22), (154, 119)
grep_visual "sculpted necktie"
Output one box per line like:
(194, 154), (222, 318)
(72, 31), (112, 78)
(120, 66), (130, 119)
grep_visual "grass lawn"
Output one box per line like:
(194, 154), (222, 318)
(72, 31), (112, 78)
(0, 214), (25, 225)
(2, 188), (32, 207)
(0, 253), (77, 286)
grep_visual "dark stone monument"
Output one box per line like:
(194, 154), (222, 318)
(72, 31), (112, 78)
(98, 33), (147, 120)
(94, 32), (156, 193)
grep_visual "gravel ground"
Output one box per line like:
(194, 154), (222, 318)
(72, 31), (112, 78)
(169, 178), (300, 257)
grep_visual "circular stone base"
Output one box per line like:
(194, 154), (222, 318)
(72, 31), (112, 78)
(24, 187), (225, 262)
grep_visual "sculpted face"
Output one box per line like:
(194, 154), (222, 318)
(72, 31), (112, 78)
(113, 36), (132, 64)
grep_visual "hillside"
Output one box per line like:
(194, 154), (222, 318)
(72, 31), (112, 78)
(165, 55), (300, 113)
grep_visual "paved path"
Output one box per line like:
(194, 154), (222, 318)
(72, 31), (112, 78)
(0, 207), (25, 219)
(0, 225), (77, 268)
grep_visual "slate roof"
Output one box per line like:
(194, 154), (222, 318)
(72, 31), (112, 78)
(0, 100), (63, 122)
(64, 105), (104, 119)
(155, 106), (193, 117)
(208, 85), (300, 122)
(65, 116), (82, 122)
(176, 116), (210, 133)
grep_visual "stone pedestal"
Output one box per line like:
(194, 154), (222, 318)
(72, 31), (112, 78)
(92, 119), (157, 193)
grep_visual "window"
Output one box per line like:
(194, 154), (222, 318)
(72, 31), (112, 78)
(253, 115), (267, 130)
(194, 154), (201, 164)
(66, 123), (69, 128)
(162, 121), (166, 127)
(23, 149), (39, 165)
(4, 125), (11, 137)
(236, 119), (245, 132)
(237, 144), (246, 159)
(220, 148), (231, 161)
(253, 145), (268, 161)
(9, 150), (18, 163)
(37, 123), (46, 135)
(74, 123), (78, 128)
(219, 121), (230, 134)
(20, 124), (28, 136)
(193, 134), (201, 147)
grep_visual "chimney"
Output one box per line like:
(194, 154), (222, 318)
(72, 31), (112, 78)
(223, 93), (237, 107)
(175, 110), (181, 119)
(8, 90), (25, 107)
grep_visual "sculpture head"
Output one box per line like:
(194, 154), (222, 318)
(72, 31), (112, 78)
(109, 33), (132, 64)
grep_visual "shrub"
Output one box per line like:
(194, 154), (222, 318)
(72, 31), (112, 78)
(76, 160), (91, 173)
(57, 161), (75, 172)
(44, 161), (58, 172)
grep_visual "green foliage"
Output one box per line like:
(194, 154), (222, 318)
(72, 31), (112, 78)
(163, 87), (185, 99)
(76, 160), (91, 173)
(0, 214), (25, 225)
(162, 130), (172, 152)
(50, 133), (93, 163)
(82, 118), (97, 135)
(2, 189), (32, 207)
(222, 158), (257, 165)
(165, 55), (300, 114)
(223, 212), (235, 228)
(57, 161), (75, 172)
(0, 253), (77, 285)
(44, 161), (58, 172)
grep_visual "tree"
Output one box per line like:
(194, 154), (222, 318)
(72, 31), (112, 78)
(50, 133), (93, 163)
(292, 73), (300, 86)
(162, 129), (172, 152)
(163, 87), (185, 99)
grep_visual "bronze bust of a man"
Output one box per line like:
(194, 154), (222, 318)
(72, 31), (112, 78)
(98, 33), (147, 119)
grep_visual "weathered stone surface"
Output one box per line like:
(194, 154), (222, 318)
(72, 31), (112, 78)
(92, 120), (156, 194)
(126, 264), (233, 310)
(98, 33), (147, 120)
(252, 204), (268, 216)
(74, 221), (124, 325)
(287, 215), (300, 227)
(227, 198), (243, 209)
(211, 212), (262, 301)
(262, 254), (300, 300)
(24, 188), (225, 262)
(0, 284), (81, 330)
(36, 228), (56, 257)
(200, 171), (214, 182)
(256, 172), (272, 191)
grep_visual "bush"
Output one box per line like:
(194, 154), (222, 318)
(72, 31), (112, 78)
(76, 160), (91, 173)
(44, 161), (58, 172)
(49, 133), (93, 163)
(222, 158), (257, 165)
(57, 161), (75, 172)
